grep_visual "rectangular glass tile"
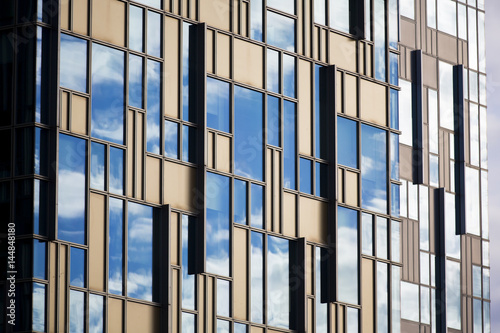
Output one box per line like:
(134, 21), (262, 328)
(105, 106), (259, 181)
(392, 267), (401, 332)
(60, 34), (88, 93)
(128, 54), (144, 109)
(445, 192), (460, 259)
(109, 147), (124, 195)
(346, 307), (359, 333)
(251, 231), (264, 323)
(267, 49), (280, 94)
(314, 65), (327, 159)
(135, 0), (161, 9)
(401, 0), (415, 19)
(377, 262), (388, 332)
(234, 323), (248, 333)
(428, 89), (438, 154)
(234, 179), (247, 225)
(129, 6), (144, 53)
(427, 0), (436, 28)
(146, 59), (161, 154)
(362, 213), (373, 255)
(376, 216), (388, 259)
(109, 198), (123, 295)
(147, 11), (161, 57)
(470, 103), (480, 166)
(473, 299), (482, 333)
(267, 235), (290, 328)
(338, 207), (359, 304)
(314, 0), (326, 25)
(268, 0), (294, 14)
(338, 117), (358, 169)
(89, 294), (104, 333)
(439, 61), (454, 130)
(481, 170), (489, 238)
(284, 100), (296, 189)
(69, 290), (85, 333)
(283, 54), (296, 98)
(267, 95), (280, 147)
(316, 247), (328, 331)
(391, 220), (400, 262)
(401, 282), (419, 322)
(480, 108), (488, 169)
(217, 319), (230, 333)
(419, 186), (429, 250)
(182, 312), (196, 333)
(207, 77), (230, 132)
(251, 183), (264, 228)
(466, 167), (480, 235)
(389, 52), (398, 85)
(250, 0), (263, 41)
(182, 125), (196, 163)
(473, 265), (481, 297)
(32, 282), (45, 332)
(458, 4), (467, 39)
(437, 0), (457, 36)
(330, 0), (350, 33)
(390, 89), (399, 130)
(399, 80), (412, 145)
(182, 23), (193, 122)
(182, 215), (195, 309)
(217, 279), (230, 317)
(420, 252), (430, 285)
(164, 120), (179, 159)
(400, 180), (407, 218)
(446, 260), (461, 329)
(389, 0), (398, 49)
(391, 183), (400, 217)
(374, 0), (386, 81)
(267, 11), (295, 52)
(390, 133), (399, 180)
(90, 142), (105, 191)
(33, 239), (46, 279)
(483, 268), (490, 299)
(429, 154), (439, 187)
(408, 182), (418, 220)
(300, 158), (312, 195)
(468, 8), (478, 70)
(316, 162), (327, 198)
(421, 286), (430, 324)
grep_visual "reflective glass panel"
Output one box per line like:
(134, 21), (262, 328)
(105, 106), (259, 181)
(250, 0), (263, 41)
(316, 162), (327, 197)
(284, 101), (296, 189)
(391, 183), (400, 217)
(400, 180), (407, 217)
(365, 0), (372, 40)
(446, 260), (461, 329)
(91, 43), (125, 144)
(129, 6), (144, 53)
(206, 173), (230, 276)
(314, 0), (326, 25)
(362, 213), (373, 255)
(481, 170), (489, 238)
(330, 0), (350, 33)
(421, 286), (430, 324)
(480, 73), (486, 104)
(300, 158), (312, 195)
(419, 186), (429, 250)
(470, 104), (480, 166)
(445, 192), (461, 258)
(267, 11), (295, 52)
(347, 308), (359, 333)
(182, 215), (195, 310)
(267, 95), (280, 147)
(90, 142), (105, 191)
(466, 167), (480, 235)
(147, 11), (161, 57)
(135, 0), (161, 8)
(70, 247), (85, 287)
(478, 12), (486, 72)
(458, 4), (467, 39)
(128, 54), (143, 109)
(408, 182), (418, 220)
(283, 54), (296, 98)
(182, 23), (192, 121)
(439, 62), (454, 130)
(207, 77), (230, 132)
(438, 0), (457, 36)
(89, 294), (104, 333)
(391, 220), (400, 262)
(473, 299), (482, 333)
(428, 89), (439, 154)
(146, 59), (161, 154)
(338, 207), (359, 304)
(182, 312), (196, 333)
(401, 282), (419, 321)
(377, 262), (388, 332)
(69, 290), (85, 333)
(389, 0), (398, 49)
(182, 125), (196, 163)
(427, 0), (436, 28)
(473, 265), (481, 297)
(483, 240), (489, 266)
(234, 179), (247, 225)
(420, 251), (430, 285)
(164, 120), (179, 159)
(267, 235), (290, 328)
(480, 108), (487, 169)
(316, 247), (328, 332)
(234, 323), (248, 333)
(217, 279), (230, 317)
(374, 0), (386, 81)
(392, 267), (401, 332)
(217, 320), (230, 333)
(267, 49), (280, 94)
(109, 147), (124, 195)
(389, 52), (398, 85)
(338, 117), (358, 169)
(60, 34), (87, 92)
(399, 80), (412, 145)
(251, 183), (264, 229)
(468, 8), (478, 70)
(268, 0), (294, 14)
(390, 132), (399, 180)
(470, 70), (478, 103)
(430, 154), (439, 187)
(390, 89), (399, 130)
(376, 216), (388, 259)
(401, 0), (415, 19)
(251, 232), (264, 323)
(32, 283), (45, 332)
(483, 268), (490, 299)
(234, 86), (264, 181)
(58, 134), (86, 244)
(109, 198), (123, 295)
(484, 302), (491, 333)
(33, 240), (46, 279)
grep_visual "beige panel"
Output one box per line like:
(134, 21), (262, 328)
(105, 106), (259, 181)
(207, 29), (214, 74)
(400, 19), (416, 49)
(313, 26), (319, 61)
(198, 275), (205, 333)
(338, 168), (344, 203)
(337, 304), (344, 333)
(60, 91), (69, 131)
(298, 59), (312, 156)
(234, 227), (248, 320)
(58, 244), (67, 331)
(49, 243), (56, 333)
(92, 0), (125, 47)
(329, 32), (357, 73)
(216, 134), (231, 173)
(359, 42), (365, 76)
(401, 320), (419, 333)
(127, 302), (160, 332)
(108, 298), (123, 333)
(307, 298), (314, 333)
(273, 150), (282, 233)
(172, 269), (179, 332)
(320, 28), (327, 63)
(242, 2), (248, 37)
(399, 145), (413, 180)
(217, 33), (231, 79)
(164, 16), (180, 118)
(207, 131), (215, 169)
(266, 149), (272, 231)
(366, 44), (373, 78)
(71, 94), (87, 135)
(189, 0), (196, 19)
(336, 71), (343, 114)
(163, 161), (197, 212)
(234, 39), (263, 89)
(283, 192), (297, 238)
(233, 0), (239, 34)
(127, 110), (134, 197)
(471, 237), (481, 265)
(362, 258), (374, 333)
(89, 193), (105, 292)
(360, 79), (386, 127)
(136, 113), (144, 199)
(345, 170), (359, 207)
(200, 0), (230, 31)
(437, 32), (458, 64)
(146, 156), (161, 204)
(207, 276), (214, 331)
(422, 54), (438, 89)
(182, 0), (188, 17)
(299, 197), (328, 245)
(73, 0), (88, 35)
(61, 0), (70, 30)
(306, 245), (313, 295)
(170, 212), (179, 266)
(251, 327), (264, 333)
(344, 74), (357, 117)
(330, 303), (336, 332)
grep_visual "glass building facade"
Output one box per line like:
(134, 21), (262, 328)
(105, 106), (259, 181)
(0, 0), (489, 332)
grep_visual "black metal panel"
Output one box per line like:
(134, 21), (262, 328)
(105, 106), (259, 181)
(350, 0), (366, 39)
(434, 188), (447, 333)
(411, 50), (424, 184)
(453, 65), (466, 235)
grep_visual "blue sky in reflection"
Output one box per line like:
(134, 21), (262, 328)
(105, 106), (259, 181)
(90, 142), (105, 191)
(207, 77), (230, 133)
(32, 283), (45, 332)
(267, 235), (289, 328)
(182, 215), (195, 310)
(267, 11), (295, 52)
(164, 120), (179, 158)
(251, 231), (263, 323)
(60, 34), (87, 93)
(377, 262), (388, 332)
(337, 207), (358, 305)
(109, 198), (123, 295)
(146, 60), (161, 154)
(89, 294), (104, 333)
(69, 290), (84, 333)
(182, 312), (196, 333)
(129, 6), (143, 53)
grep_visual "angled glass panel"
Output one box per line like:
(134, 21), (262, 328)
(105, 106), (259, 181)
(70, 247), (85, 287)
(267, 49), (280, 94)
(69, 290), (85, 333)
(33, 240), (46, 279)
(401, 282), (419, 322)
(377, 262), (388, 332)
(446, 260), (461, 329)
(391, 183), (400, 217)
(217, 279), (230, 317)
(374, 0), (386, 81)
(362, 213), (373, 255)
(267, 95), (280, 147)
(251, 183), (264, 229)
(207, 77), (230, 133)
(146, 59), (161, 154)
(338, 207), (359, 304)
(217, 320), (230, 333)
(164, 120), (179, 159)
(376, 216), (388, 259)
(251, 231), (264, 323)
(445, 192), (460, 259)
(129, 6), (144, 53)
(182, 312), (196, 333)
(268, 0), (294, 14)
(90, 142), (105, 191)
(128, 54), (144, 109)
(338, 117), (358, 169)
(267, 235), (290, 328)
(182, 125), (196, 163)
(182, 215), (195, 309)
(206, 173), (230, 276)
(109, 198), (123, 295)
(147, 11), (161, 57)
(32, 282), (45, 332)
(250, 0), (263, 41)
(399, 80), (412, 145)
(314, 0), (326, 25)
(89, 294), (104, 333)
(109, 147), (124, 195)
(91, 43), (125, 144)
(300, 158), (312, 195)
(283, 54), (296, 98)
(58, 134), (86, 244)
(438, 0), (457, 36)
(283, 100), (296, 189)
(234, 179), (247, 225)
(316, 162), (327, 198)
(330, 0), (350, 33)
(267, 11), (295, 52)
(60, 34), (87, 93)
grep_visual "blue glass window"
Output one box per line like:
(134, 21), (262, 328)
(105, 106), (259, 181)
(473, 265), (481, 297)
(330, 0), (350, 33)
(338, 117), (358, 168)
(234, 179), (247, 225)
(89, 294), (104, 333)
(146, 59), (161, 154)
(315, 247), (328, 332)
(32, 283), (46, 332)
(267, 11), (295, 52)
(129, 6), (144, 53)
(251, 183), (264, 228)
(314, 65), (326, 159)
(389, 52), (398, 85)
(267, 49), (280, 94)
(267, 235), (290, 328)
(91, 43), (125, 144)
(374, 0), (386, 81)
(250, 0), (263, 41)
(390, 133), (399, 180)
(391, 183), (400, 217)
(316, 162), (327, 197)
(284, 101), (296, 189)
(164, 120), (179, 159)
(251, 232), (264, 323)
(69, 290), (85, 333)
(207, 77), (230, 133)
(234, 86), (263, 181)
(267, 95), (280, 147)
(58, 134), (86, 244)
(473, 299), (482, 333)
(109, 198), (123, 295)
(60, 34), (87, 93)
(206, 173), (230, 276)
(300, 158), (312, 195)
(283, 54), (296, 98)
(268, 0), (294, 14)
(389, 0), (398, 49)
(90, 142), (105, 191)
(135, 0), (161, 9)
(390, 89), (399, 129)
(182, 312), (196, 332)
(182, 23), (193, 121)
(33, 240), (46, 279)
(147, 11), (161, 57)
(338, 207), (359, 304)
(70, 247), (85, 287)
(376, 216), (388, 260)
(109, 147), (124, 195)
(182, 215), (195, 309)
(128, 54), (143, 109)
(217, 320), (230, 333)
(429, 154), (439, 187)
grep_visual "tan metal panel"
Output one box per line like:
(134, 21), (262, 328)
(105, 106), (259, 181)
(251, 327), (264, 333)
(242, 2), (248, 37)
(400, 19), (416, 49)
(73, 0), (88, 35)
(328, 32), (357, 73)
(361, 258), (374, 333)
(437, 31), (458, 64)
(126, 302), (160, 332)
(283, 192), (296, 237)
(146, 156), (161, 204)
(60, 91), (69, 131)
(233, 0), (239, 34)
(92, 0), (125, 47)
(471, 237), (481, 265)
(170, 212), (179, 266)
(164, 16), (180, 119)
(306, 245), (313, 295)
(359, 42), (365, 76)
(163, 161), (197, 212)
(338, 168), (344, 203)
(337, 304), (344, 333)
(345, 170), (359, 207)
(298, 59), (312, 156)
(70, 94), (87, 135)
(234, 38), (263, 89)
(366, 44), (373, 78)
(313, 26), (319, 61)
(200, 0), (230, 31)
(61, 0), (70, 30)
(360, 79), (387, 127)
(299, 197), (328, 245)
(234, 227), (248, 320)
(330, 303), (336, 332)
(216, 134), (231, 173)
(49, 243), (56, 333)
(182, 0), (188, 18)
(58, 244), (67, 331)
(108, 298), (123, 333)
(136, 112), (144, 199)
(172, 269), (179, 332)
(320, 28), (327, 63)
(207, 131), (215, 169)
(89, 193), (105, 292)
(127, 110), (134, 197)
(336, 71), (343, 114)
(216, 32), (231, 79)
(189, 0), (196, 20)
(344, 74), (358, 118)
(422, 54), (438, 89)
(307, 298), (313, 333)
(207, 29), (215, 74)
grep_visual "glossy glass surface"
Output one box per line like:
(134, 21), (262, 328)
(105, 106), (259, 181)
(217, 279), (230, 317)
(338, 117), (358, 168)
(389, 52), (398, 85)
(164, 120), (179, 159)
(110, 147), (124, 195)
(283, 54), (296, 98)
(250, 0), (263, 41)
(428, 89), (438, 154)
(58, 134), (86, 244)
(473, 265), (481, 297)
(458, 4), (467, 39)
(362, 213), (373, 255)
(316, 162), (327, 197)
(377, 262), (388, 332)
(470, 70), (478, 103)
(135, 0), (161, 8)
(439, 61), (454, 130)
(466, 167), (480, 235)
(314, 65), (327, 159)
(32, 282), (45, 332)
(446, 260), (461, 329)
(361, 124), (387, 214)
(376, 216), (388, 259)
(70, 247), (85, 287)
(182, 125), (196, 163)
(421, 286), (430, 324)
(234, 86), (264, 181)
(33, 239), (46, 279)
(207, 77), (230, 132)
(330, 0), (350, 33)
(234, 179), (247, 224)
(182, 23), (191, 119)
(34, 179), (48, 236)
(365, 0), (372, 40)
(147, 11), (161, 57)
(481, 171), (489, 238)
(217, 320), (230, 333)
(251, 183), (264, 228)
(438, 0), (457, 36)
(60, 34), (87, 92)
(478, 12), (486, 72)
(267, 49), (280, 94)
(430, 254), (436, 287)
(35, 27), (43, 123)
(128, 54), (144, 109)
(146, 60), (161, 154)
(390, 133), (399, 181)
(470, 104), (480, 166)
(473, 299), (482, 333)
(267, 95), (280, 147)
(127, 202), (154, 301)
(234, 323), (248, 333)
(445, 192), (461, 259)
(206, 173), (230, 276)
(284, 101), (296, 189)
(391, 220), (400, 262)
(408, 182), (418, 220)
(374, 0), (386, 81)
(314, 0), (326, 24)
(427, 0), (436, 28)
(484, 302), (491, 333)
(300, 158), (312, 194)
(429, 154), (439, 187)
(483, 268), (490, 299)
(268, 0), (294, 14)
(420, 251), (430, 285)
(69, 290), (85, 333)
(390, 89), (399, 129)
(469, 8), (478, 71)
(401, 282), (419, 321)
(480, 108), (488, 168)
(419, 186), (429, 250)
(182, 312), (196, 333)
(391, 183), (400, 217)
(109, 198), (123, 295)
(90, 142), (105, 191)
(91, 43), (125, 144)
(401, 0), (415, 18)
(399, 80), (412, 145)
(89, 294), (104, 333)
(251, 231), (264, 323)
(267, 11), (295, 52)
(182, 215), (195, 309)
(346, 307), (359, 333)
(267, 235), (290, 328)
(129, 6), (144, 53)
(392, 267), (401, 332)
(483, 240), (490, 266)
(316, 247), (328, 332)
(338, 207), (359, 304)
(389, 0), (398, 49)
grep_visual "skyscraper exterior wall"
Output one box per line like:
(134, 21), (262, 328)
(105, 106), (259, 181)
(0, 0), (489, 332)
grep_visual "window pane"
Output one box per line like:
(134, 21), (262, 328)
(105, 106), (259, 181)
(400, 0), (415, 19)
(391, 183), (400, 217)
(69, 290), (85, 333)
(390, 89), (399, 130)
(89, 294), (104, 333)
(473, 265), (481, 297)
(251, 232), (264, 323)
(330, 0), (350, 33)
(401, 282), (419, 322)
(182, 125), (196, 163)
(437, 0), (457, 36)
(58, 134), (86, 244)
(135, 0), (161, 9)
(362, 213), (373, 255)
(483, 268), (490, 300)
(267, 95), (280, 147)
(374, 0), (386, 81)
(267, 49), (280, 94)
(182, 215), (195, 309)
(346, 308), (359, 333)
(164, 120), (179, 159)
(182, 312), (196, 333)
(466, 167), (480, 235)
(206, 173), (230, 276)
(128, 54), (144, 109)
(445, 192), (461, 258)
(419, 186), (429, 250)
(91, 142), (105, 191)
(377, 262), (388, 332)
(446, 260), (461, 329)
(109, 198), (123, 295)
(32, 283), (46, 332)
(182, 23), (192, 121)
(217, 279), (230, 317)
(267, 11), (295, 52)
(217, 319), (230, 333)
(314, 0), (326, 24)
(483, 240), (489, 266)
(390, 132), (399, 180)
(234, 179), (247, 225)
(315, 65), (327, 158)
(146, 59), (161, 154)
(129, 6), (144, 53)
(468, 8), (478, 70)
(470, 103), (480, 166)
(421, 286), (430, 324)
(33, 239), (46, 279)
(392, 267), (401, 332)
(267, 0), (294, 14)
(430, 154), (439, 187)
(70, 247), (85, 287)
(300, 158), (312, 195)
(234, 323), (248, 333)
(484, 302), (491, 333)
(284, 101), (296, 189)
(147, 11), (161, 57)
(250, 0), (263, 41)
(389, 52), (398, 85)
(338, 117), (358, 169)
(283, 54), (296, 98)
(251, 183), (264, 228)
(376, 216), (388, 259)
(473, 299), (482, 333)
(267, 235), (290, 328)
(389, 0), (398, 49)
(60, 34), (87, 92)
(338, 207), (359, 304)
(439, 61), (454, 130)
(391, 220), (400, 262)
(420, 252), (429, 285)
(428, 89), (439, 153)
(316, 247), (328, 332)
(109, 147), (124, 195)
(91, 43), (125, 144)
(399, 80), (412, 145)
(207, 77), (230, 132)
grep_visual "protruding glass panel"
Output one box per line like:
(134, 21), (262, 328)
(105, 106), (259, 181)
(164, 120), (179, 159)
(182, 125), (196, 163)
(377, 262), (388, 332)
(206, 173), (230, 276)
(401, 282), (419, 322)
(468, 8), (478, 70)
(391, 184), (400, 217)
(251, 232), (264, 323)
(466, 167), (480, 235)
(70, 247), (85, 287)
(338, 117), (358, 169)
(250, 0), (263, 41)
(69, 290), (85, 333)
(392, 267), (401, 332)
(267, 235), (290, 328)
(376, 216), (388, 259)
(389, 53), (398, 85)
(427, 0), (436, 28)
(129, 6), (144, 53)
(146, 59), (161, 154)
(437, 0), (457, 36)
(430, 254), (436, 287)
(316, 162), (327, 197)
(445, 192), (461, 259)
(300, 158), (312, 195)
(267, 95), (280, 147)
(58, 134), (86, 244)
(217, 279), (230, 317)
(91, 142), (106, 191)
(284, 101), (296, 189)
(234, 86), (264, 181)
(338, 207), (359, 304)
(267, 49), (280, 94)
(391, 220), (400, 262)
(419, 186), (429, 250)
(374, 0), (386, 81)
(481, 170), (489, 238)
(109, 147), (124, 195)
(390, 133), (399, 180)
(401, 0), (415, 19)
(362, 124), (387, 214)
(135, 0), (161, 8)
(217, 320), (230, 333)
(315, 247), (328, 332)
(147, 11), (161, 57)
(420, 251), (430, 285)
(127, 202), (154, 301)
(251, 183), (264, 229)
(32, 282), (46, 332)
(89, 294), (104, 333)
(473, 299), (482, 333)
(408, 182), (418, 220)
(446, 260), (461, 329)
(399, 80), (412, 145)
(314, 0), (326, 25)
(439, 61), (454, 130)
(362, 213), (373, 255)
(421, 286), (430, 324)
(473, 265), (481, 297)
(60, 34), (88, 93)
(390, 89), (399, 129)
(330, 0), (350, 33)
(470, 104), (480, 166)
(346, 307), (359, 333)
(234, 179), (247, 225)
(34, 179), (48, 236)
(267, 11), (295, 52)
(234, 323), (248, 333)
(35, 26), (43, 123)
(33, 240), (46, 279)
(400, 180), (407, 218)
(128, 54), (144, 109)
(207, 77), (230, 133)
(182, 312), (196, 333)
(92, 43), (125, 144)
(458, 4), (467, 39)
(268, 0), (294, 14)
(283, 54), (296, 98)
(483, 268), (490, 299)
(182, 215), (195, 309)
(109, 198), (123, 295)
